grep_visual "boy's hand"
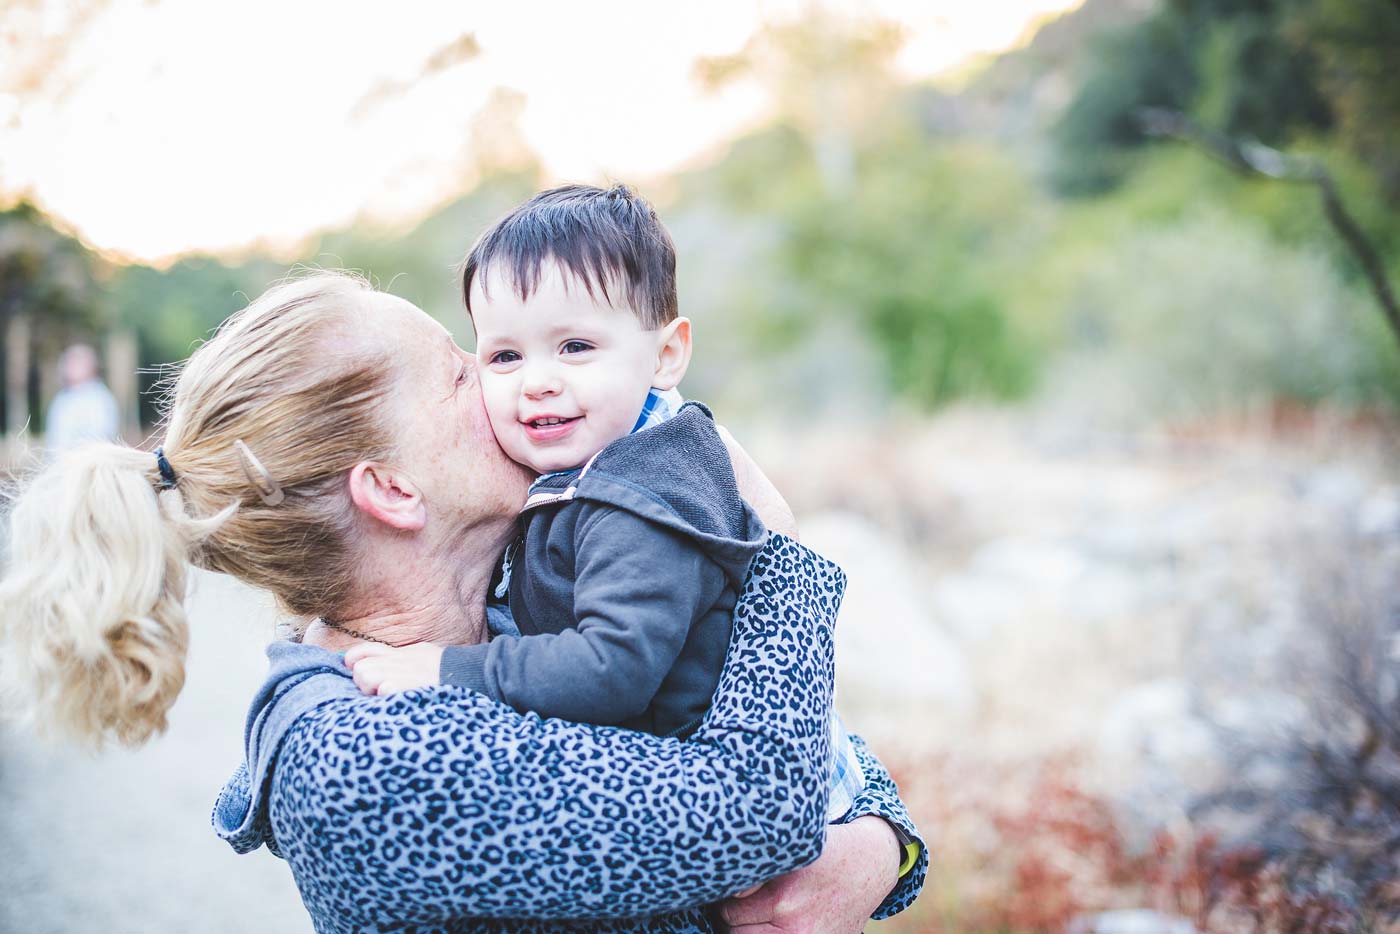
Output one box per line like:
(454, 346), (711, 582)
(343, 642), (444, 696)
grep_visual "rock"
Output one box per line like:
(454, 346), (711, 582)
(1094, 678), (1224, 839)
(1068, 909), (1196, 934)
(799, 511), (975, 748)
(1358, 485), (1400, 540)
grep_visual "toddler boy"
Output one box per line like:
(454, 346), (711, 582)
(354, 184), (863, 818)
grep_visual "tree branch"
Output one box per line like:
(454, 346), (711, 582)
(1138, 107), (1400, 353)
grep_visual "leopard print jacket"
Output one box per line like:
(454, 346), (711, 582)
(214, 535), (925, 933)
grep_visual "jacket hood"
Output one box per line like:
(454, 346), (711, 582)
(211, 640), (359, 856)
(529, 402), (768, 584)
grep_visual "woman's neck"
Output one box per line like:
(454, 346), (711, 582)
(305, 518), (511, 651)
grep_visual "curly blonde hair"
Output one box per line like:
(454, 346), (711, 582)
(0, 272), (398, 747)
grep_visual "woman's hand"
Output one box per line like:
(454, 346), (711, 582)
(717, 425), (799, 540)
(343, 642), (444, 695)
(717, 817), (900, 934)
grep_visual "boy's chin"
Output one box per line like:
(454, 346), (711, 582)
(508, 443), (577, 476)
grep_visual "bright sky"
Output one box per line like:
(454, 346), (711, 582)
(1, 0), (1081, 263)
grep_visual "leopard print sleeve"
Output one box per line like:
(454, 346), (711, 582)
(837, 733), (928, 919)
(266, 535), (843, 931)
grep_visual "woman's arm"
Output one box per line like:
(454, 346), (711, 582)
(838, 734), (927, 918)
(717, 425), (799, 540)
(267, 534), (842, 927)
(717, 736), (928, 931)
(717, 816), (901, 933)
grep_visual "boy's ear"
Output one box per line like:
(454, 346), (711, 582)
(652, 317), (692, 391)
(347, 462), (427, 532)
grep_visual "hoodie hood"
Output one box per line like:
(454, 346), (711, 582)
(527, 402), (768, 585)
(211, 640), (360, 856)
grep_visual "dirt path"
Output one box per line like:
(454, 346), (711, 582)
(1, 572), (310, 934)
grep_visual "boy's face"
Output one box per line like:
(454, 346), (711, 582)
(470, 261), (666, 474)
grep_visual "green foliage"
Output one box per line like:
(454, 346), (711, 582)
(681, 121), (1040, 410)
(311, 170), (541, 331)
(1302, 0), (1400, 201)
(1050, 14), (1198, 195)
(10, 3), (1396, 427)
(1186, 1), (1331, 142)
(781, 141), (1038, 406)
(0, 202), (106, 339)
(1052, 0), (1399, 204)
(1043, 208), (1399, 421)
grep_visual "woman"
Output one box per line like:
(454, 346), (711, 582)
(0, 273), (924, 933)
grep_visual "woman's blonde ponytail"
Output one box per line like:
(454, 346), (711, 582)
(0, 443), (231, 747)
(0, 271), (395, 748)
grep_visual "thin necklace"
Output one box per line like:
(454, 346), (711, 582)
(318, 617), (396, 646)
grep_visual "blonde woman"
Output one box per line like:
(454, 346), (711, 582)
(0, 273), (924, 934)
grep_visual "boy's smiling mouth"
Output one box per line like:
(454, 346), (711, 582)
(522, 415), (582, 443)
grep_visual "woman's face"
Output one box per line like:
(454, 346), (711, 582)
(366, 294), (533, 530)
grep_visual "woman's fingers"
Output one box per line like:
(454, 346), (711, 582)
(718, 885), (780, 928)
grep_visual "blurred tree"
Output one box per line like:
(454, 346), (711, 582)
(107, 255), (278, 425)
(1051, 12), (1200, 195)
(772, 140), (1036, 407)
(691, 11), (1039, 409)
(1052, 0), (1400, 202)
(1301, 0), (1400, 201)
(696, 10), (903, 196)
(0, 202), (107, 434)
(353, 32), (481, 119)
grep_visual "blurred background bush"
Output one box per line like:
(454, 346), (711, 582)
(3, 0), (1399, 931)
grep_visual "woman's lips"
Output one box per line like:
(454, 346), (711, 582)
(522, 415), (581, 443)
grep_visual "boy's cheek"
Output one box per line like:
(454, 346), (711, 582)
(477, 377), (515, 430)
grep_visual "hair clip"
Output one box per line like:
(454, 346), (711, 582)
(234, 439), (285, 506)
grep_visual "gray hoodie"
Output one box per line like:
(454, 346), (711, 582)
(440, 403), (767, 738)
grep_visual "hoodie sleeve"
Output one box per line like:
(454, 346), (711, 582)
(264, 534), (841, 926)
(445, 506), (728, 725)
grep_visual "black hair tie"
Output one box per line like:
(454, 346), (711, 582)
(154, 446), (178, 490)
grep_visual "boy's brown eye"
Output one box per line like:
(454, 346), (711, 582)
(561, 341), (592, 354)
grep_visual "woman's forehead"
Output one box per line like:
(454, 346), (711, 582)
(364, 294), (450, 344)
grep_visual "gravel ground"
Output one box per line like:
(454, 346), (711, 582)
(1, 571), (311, 934)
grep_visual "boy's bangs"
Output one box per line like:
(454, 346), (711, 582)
(476, 237), (638, 318)
(462, 184), (677, 329)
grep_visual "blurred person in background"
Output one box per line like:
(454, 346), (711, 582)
(44, 342), (120, 453)
(0, 272), (924, 934)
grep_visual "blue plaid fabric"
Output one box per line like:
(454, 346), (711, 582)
(632, 387), (685, 432)
(634, 388), (866, 821)
(826, 712), (866, 821)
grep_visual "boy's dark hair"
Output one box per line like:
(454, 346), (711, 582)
(461, 184), (678, 329)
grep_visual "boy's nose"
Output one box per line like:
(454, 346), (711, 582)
(521, 367), (562, 399)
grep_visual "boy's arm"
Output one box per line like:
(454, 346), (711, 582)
(442, 505), (729, 724)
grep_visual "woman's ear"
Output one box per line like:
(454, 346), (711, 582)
(652, 317), (692, 391)
(347, 462), (427, 532)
